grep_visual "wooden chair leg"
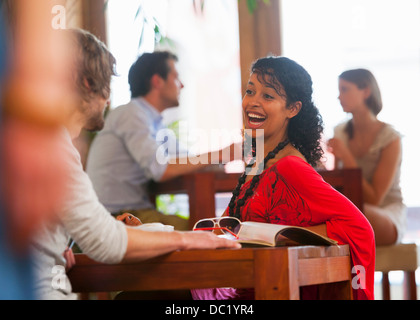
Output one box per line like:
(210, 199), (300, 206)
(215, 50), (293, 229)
(382, 272), (391, 300)
(403, 271), (417, 300)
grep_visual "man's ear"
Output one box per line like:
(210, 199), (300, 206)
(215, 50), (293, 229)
(83, 77), (91, 92)
(150, 74), (164, 90)
(288, 101), (302, 119)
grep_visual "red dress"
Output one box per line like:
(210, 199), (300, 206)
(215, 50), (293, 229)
(192, 156), (375, 300)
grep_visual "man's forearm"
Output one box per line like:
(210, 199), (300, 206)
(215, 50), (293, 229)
(122, 227), (241, 262)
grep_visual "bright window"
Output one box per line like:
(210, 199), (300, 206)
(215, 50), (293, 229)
(281, 0), (420, 208)
(106, 0), (242, 152)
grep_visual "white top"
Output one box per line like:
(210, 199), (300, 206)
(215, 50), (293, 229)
(31, 129), (128, 300)
(334, 122), (404, 207)
(334, 122), (406, 242)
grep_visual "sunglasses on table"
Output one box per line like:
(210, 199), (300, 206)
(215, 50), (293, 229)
(193, 217), (242, 239)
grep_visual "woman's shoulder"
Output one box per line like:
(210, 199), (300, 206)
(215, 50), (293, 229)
(333, 121), (349, 141)
(271, 155), (314, 176)
(376, 122), (402, 148)
(265, 156), (325, 191)
(276, 154), (308, 165)
(334, 121), (348, 131)
(381, 122), (402, 138)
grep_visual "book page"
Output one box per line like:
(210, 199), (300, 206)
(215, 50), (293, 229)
(238, 222), (290, 246)
(237, 221), (337, 247)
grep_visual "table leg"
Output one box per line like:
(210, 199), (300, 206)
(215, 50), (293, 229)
(253, 248), (299, 300)
(403, 271), (417, 300)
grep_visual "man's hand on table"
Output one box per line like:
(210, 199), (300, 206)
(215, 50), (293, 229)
(116, 213), (143, 226)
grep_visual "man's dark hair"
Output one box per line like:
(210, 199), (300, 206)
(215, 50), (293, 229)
(128, 51), (178, 98)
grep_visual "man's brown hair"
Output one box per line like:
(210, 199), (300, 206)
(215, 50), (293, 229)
(69, 28), (116, 102)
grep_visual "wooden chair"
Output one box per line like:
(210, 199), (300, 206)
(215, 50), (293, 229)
(375, 243), (418, 300)
(317, 168), (363, 211)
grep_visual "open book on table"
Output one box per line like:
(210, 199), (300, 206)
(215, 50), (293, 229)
(235, 221), (338, 247)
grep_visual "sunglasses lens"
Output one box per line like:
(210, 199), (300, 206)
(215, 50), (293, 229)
(195, 220), (214, 231)
(219, 218), (241, 235)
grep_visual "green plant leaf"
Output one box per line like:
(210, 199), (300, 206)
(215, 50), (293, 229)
(238, 0), (271, 14)
(135, 2), (143, 19)
(138, 24), (145, 49)
(246, 0), (257, 14)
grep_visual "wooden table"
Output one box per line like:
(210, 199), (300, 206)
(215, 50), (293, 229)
(68, 245), (352, 300)
(149, 168), (363, 229)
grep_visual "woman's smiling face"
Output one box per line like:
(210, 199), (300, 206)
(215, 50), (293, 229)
(242, 72), (299, 143)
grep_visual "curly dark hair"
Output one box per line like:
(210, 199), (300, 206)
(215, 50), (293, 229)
(251, 56), (324, 167)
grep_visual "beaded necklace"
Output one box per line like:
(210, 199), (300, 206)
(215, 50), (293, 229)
(228, 139), (290, 220)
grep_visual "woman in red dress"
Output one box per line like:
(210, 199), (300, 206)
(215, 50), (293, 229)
(192, 56), (375, 300)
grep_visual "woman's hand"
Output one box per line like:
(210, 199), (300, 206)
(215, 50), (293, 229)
(328, 138), (347, 159)
(327, 138), (357, 167)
